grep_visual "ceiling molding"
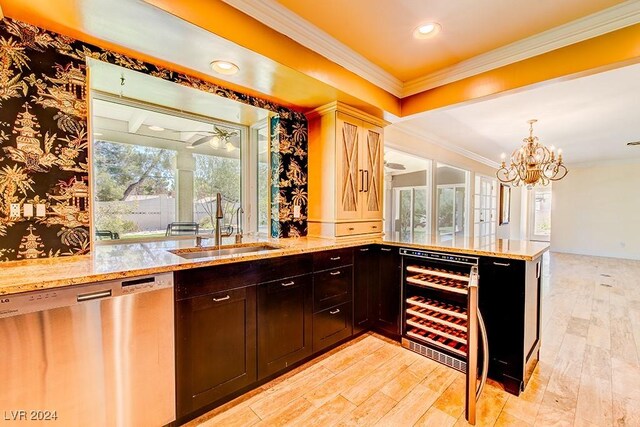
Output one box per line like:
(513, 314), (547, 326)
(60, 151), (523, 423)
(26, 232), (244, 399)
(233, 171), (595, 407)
(391, 123), (500, 169)
(402, 0), (640, 96)
(221, 0), (403, 97)
(222, 0), (640, 100)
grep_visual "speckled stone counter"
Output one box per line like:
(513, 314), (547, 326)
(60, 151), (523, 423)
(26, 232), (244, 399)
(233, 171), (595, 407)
(0, 235), (549, 296)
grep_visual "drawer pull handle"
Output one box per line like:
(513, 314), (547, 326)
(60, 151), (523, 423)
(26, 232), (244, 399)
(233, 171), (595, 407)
(493, 262), (511, 267)
(330, 271), (341, 276)
(372, 225), (378, 229)
(281, 281), (295, 287)
(330, 309), (341, 315)
(213, 295), (230, 302)
(359, 248), (369, 252)
(330, 256), (341, 261)
(380, 248), (392, 252)
(348, 227), (355, 231)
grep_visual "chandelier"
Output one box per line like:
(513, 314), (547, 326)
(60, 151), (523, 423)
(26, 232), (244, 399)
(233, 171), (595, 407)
(496, 119), (568, 188)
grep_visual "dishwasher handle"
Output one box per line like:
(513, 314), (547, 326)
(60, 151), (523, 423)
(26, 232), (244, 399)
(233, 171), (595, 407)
(77, 289), (112, 302)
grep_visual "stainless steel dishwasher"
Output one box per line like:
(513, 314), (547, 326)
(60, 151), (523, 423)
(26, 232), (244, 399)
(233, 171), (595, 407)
(0, 273), (175, 427)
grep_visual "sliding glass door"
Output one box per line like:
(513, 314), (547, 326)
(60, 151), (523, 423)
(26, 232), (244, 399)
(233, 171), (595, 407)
(393, 187), (429, 242)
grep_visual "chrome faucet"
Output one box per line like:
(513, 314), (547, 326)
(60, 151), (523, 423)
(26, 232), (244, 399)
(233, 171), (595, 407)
(235, 206), (244, 244)
(215, 192), (224, 248)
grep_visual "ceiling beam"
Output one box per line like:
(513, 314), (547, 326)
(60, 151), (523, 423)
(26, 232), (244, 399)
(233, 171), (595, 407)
(401, 22), (640, 118)
(127, 111), (146, 133)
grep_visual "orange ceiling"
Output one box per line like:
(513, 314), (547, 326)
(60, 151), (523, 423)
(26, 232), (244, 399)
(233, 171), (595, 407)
(275, 0), (624, 81)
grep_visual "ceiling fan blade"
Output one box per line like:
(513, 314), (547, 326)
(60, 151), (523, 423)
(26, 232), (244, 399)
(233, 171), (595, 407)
(191, 135), (211, 147)
(385, 162), (406, 170)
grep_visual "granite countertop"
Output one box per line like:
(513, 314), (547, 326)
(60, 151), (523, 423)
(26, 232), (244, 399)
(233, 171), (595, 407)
(0, 235), (549, 296)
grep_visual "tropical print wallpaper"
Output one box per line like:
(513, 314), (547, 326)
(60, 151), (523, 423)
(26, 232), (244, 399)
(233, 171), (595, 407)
(0, 17), (307, 261)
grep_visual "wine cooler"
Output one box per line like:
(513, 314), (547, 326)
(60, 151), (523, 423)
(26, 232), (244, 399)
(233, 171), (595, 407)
(400, 248), (488, 425)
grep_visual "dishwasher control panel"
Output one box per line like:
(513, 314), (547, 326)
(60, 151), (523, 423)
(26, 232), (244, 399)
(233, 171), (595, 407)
(0, 272), (174, 319)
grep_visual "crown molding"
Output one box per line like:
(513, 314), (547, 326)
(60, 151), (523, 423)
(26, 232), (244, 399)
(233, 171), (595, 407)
(222, 0), (640, 100)
(305, 101), (390, 126)
(391, 124), (500, 169)
(221, 0), (403, 97)
(402, 0), (640, 96)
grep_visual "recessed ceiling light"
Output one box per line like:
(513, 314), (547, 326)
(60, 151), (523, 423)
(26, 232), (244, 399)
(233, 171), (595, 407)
(414, 22), (441, 39)
(210, 60), (239, 75)
(148, 125), (165, 131)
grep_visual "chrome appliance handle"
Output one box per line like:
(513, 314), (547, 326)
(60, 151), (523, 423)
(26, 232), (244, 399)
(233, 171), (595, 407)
(466, 265), (489, 425)
(476, 308), (489, 401)
(77, 290), (112, 302)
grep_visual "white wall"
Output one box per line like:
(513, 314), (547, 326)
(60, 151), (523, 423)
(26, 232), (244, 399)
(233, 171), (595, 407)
(551, 160), (640, 260)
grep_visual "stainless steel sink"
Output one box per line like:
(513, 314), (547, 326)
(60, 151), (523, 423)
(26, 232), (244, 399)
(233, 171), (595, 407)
(171, 244), (282, 260)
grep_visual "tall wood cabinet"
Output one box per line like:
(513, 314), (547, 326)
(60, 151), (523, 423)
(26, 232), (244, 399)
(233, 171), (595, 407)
(307, 102), (388, 238)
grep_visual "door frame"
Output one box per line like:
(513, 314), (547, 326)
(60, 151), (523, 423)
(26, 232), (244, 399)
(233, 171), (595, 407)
(528, 185), (552, 242)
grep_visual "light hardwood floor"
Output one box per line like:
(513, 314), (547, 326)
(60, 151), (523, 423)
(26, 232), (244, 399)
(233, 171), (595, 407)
(191, 252), (640, 427)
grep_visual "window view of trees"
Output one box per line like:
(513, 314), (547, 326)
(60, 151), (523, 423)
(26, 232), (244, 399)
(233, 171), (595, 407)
(92, 97), (251, 242)
(193, 153), (241, 232)
(94, 141), (175, 237)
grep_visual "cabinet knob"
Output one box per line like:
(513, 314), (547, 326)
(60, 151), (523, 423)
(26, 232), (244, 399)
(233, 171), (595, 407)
(329, 309), (341, 315)
(348, 227), (355, 231)
(372, 225), (377, 229)
(213, 295), (230, 302)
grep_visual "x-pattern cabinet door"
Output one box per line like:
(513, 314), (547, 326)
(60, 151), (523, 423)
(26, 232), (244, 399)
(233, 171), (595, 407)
(361, 124), (383, 220)
(336, 113), (362, 220)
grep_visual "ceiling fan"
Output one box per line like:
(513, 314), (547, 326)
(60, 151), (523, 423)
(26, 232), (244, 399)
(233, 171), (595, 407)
(188, 126), (239, 148)
(384, 160), (406, 171)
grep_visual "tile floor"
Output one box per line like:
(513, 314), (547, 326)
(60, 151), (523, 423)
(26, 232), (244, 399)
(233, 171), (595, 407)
(190, 252), (640, 426)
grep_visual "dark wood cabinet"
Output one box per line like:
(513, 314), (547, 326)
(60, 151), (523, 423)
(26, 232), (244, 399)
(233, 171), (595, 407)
(375, 245), (402, 337)
(313, 266), (353, 312)
(312, 248), (354, 352)
(257, 274), (312, 380)
(479, 255), (542, 395)
(353, 245), (376, 334)
(176, 285), (256, 419)
(313, 301), (353, 352)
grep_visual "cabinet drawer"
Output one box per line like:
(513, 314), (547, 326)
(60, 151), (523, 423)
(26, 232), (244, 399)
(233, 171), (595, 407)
(313, 248), (353, 272)
(313, 266), (352, 312)
(335, 221), (382, 237)
(313, 302), (352, 352)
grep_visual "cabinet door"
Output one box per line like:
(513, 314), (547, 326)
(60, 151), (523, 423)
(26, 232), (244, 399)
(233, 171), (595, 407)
(313, 302), (353, 352)
(336, 113), (362, 220)
(176, 286), (257, 418)
(257, 275), (312, 380)
(478, 257), (526, 394)
(361, 122), (383, 220)
(375, 246), (402, 338)
(354, 246), (376, 333)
